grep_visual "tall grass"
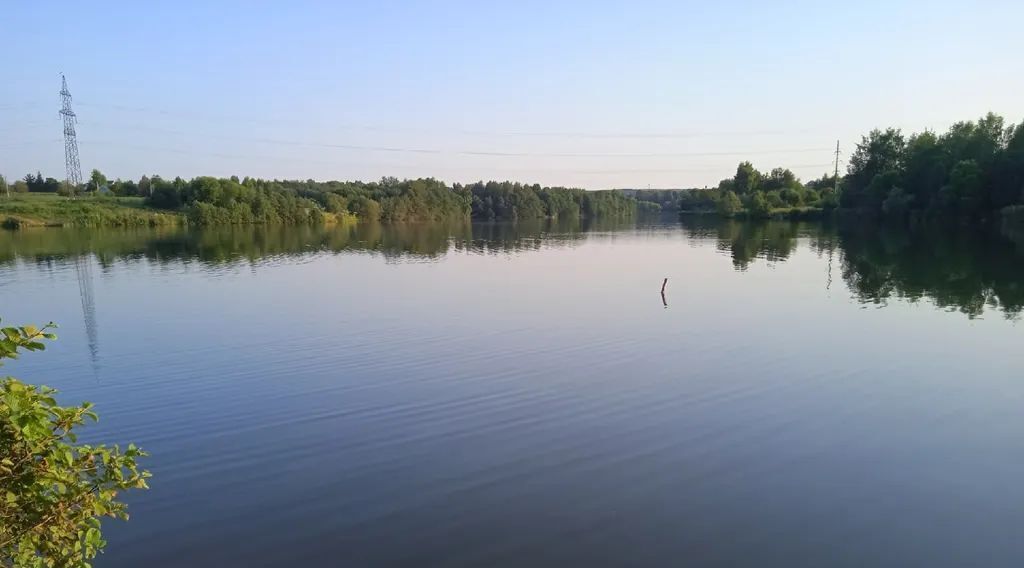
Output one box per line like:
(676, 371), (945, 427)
(0, 194), (182, 229)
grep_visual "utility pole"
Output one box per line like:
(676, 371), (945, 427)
(826, 140), (841, 293)
(59, 74), (83, 193)
(833, 140), (841, 193)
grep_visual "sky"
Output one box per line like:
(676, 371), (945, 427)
(2, 0), (1023, 190)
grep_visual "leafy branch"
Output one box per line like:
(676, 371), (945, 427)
(1, 318), (150, 568)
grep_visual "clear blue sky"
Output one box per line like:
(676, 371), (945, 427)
(3, 0), (1022, 189)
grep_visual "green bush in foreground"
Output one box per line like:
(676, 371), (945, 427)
(1, 320), (150, 567)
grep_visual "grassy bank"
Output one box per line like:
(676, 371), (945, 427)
(0, 194), (182, 229)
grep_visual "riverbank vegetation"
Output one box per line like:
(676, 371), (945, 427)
(674, 165), (839, 219)
(678, 112), (1024, 221)
(3, 174), (641, 229)
(839, 113), (1024, 219)
(6, 112), (1020, 228)
(0, 193), (180, 229)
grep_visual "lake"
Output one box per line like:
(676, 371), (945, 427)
(2, 217), (1023, 567)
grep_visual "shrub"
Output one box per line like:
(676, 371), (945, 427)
(716, 191), (743, 217)
(0, 320), (150, 567)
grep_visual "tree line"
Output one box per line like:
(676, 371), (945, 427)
(674, 163), (839, 218)
(5, 171), (642, 225)
(3, 170), (125, 196)
(9, 112), (1021, 224)
(840, 112), (1024, 219)
(676, 112), (1024, 221)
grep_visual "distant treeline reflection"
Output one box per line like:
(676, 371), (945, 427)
(679, 216), (1024, 318)
(0, 217), (637, 267)
(2, 218), (1022, 319)
(837, 222), (1024, 318)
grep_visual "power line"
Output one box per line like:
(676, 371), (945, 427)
(81, 138), (831, 175)
(74, 122), (833, 159)
(0, 139), (62, 149)
(0, 121), (53, 133)
(257, 140), (834, 158)
(73, 100), (837, 140)
(0, 101), (39, 111)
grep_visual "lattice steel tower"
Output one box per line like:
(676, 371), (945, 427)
(59, 74), (83, 188)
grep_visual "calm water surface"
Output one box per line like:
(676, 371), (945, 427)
(2, 218), (1022, 567)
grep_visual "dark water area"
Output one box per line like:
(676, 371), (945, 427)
(1, 217), (1022, 567)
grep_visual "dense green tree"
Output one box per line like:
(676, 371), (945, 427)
(941, 113), (1005, 171)
(23, 173), (57, 193)
(805, 173), (839, 191)
(148, 177), (182, 209)
(864, 169), (903, 212)
(991, 123), (1024, 209)
(819, 187), (840, 210)
(780, 187), (803, 206)
(831, 113), (1024, 219)
(347, 196), (382, 221)
(678, 189), (720, 213)
(843, 128), (906, 209)
(145, 176), (324, 225)
(541, 187), (584, 218)
(747, 191), (772, 219)
(87, 169), (108, 193)
(581, 190), (637, 218)
(733, 162), (762, 195)
(901, 131), (944, 209)
(940, 159), (984, 214)
(882, 187), (913, 217)
(716, 190), (742, 217)
(24, 174), (39, 193)
(762, 168), (800, 192)
(110, 178), (139, 197)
